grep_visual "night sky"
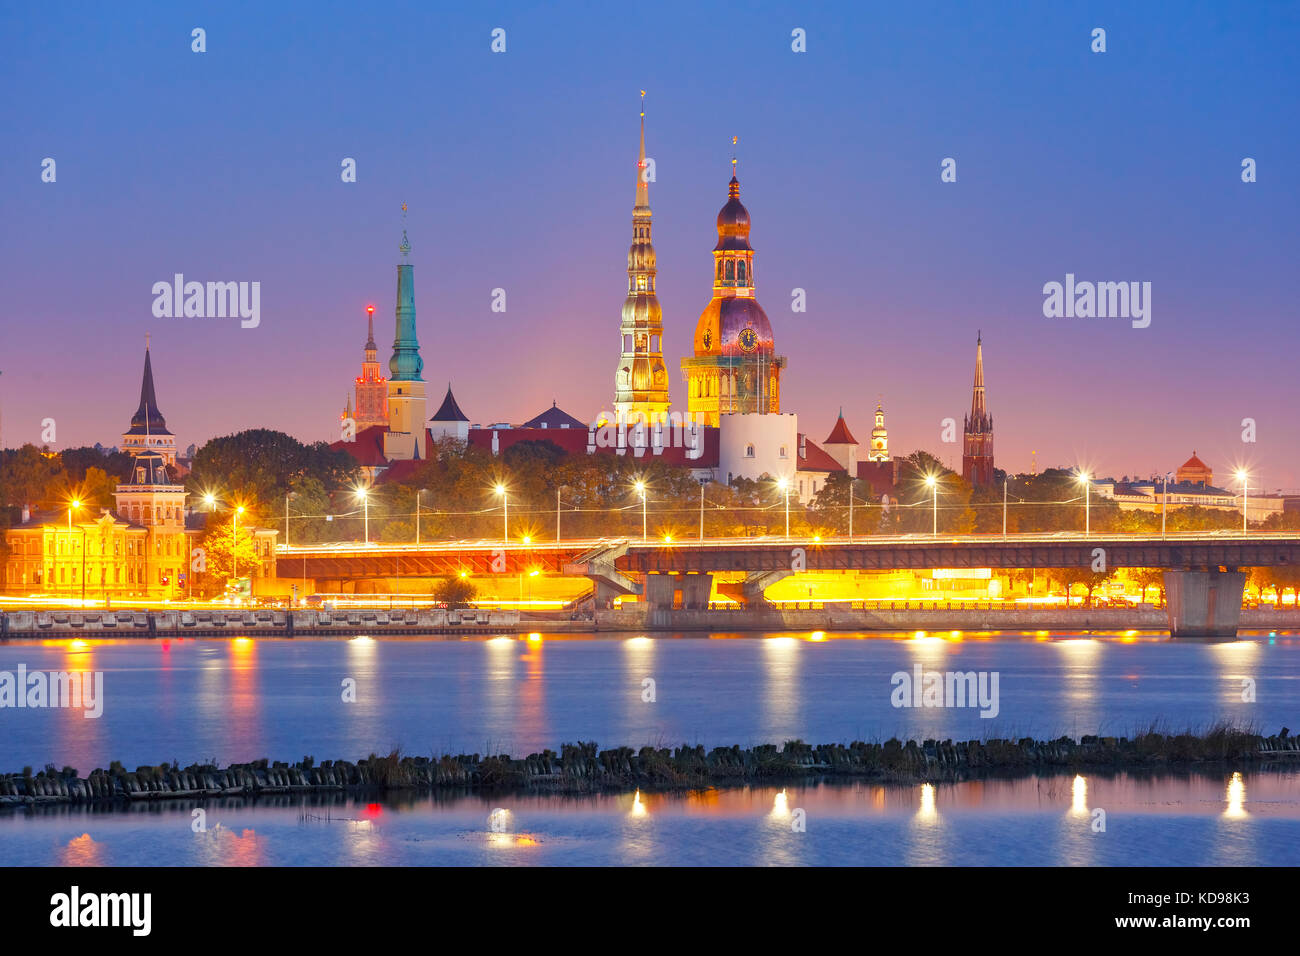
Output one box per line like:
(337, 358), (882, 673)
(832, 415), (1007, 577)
(2, 1), (1297, 489)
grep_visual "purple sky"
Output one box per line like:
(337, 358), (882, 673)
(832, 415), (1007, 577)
(2, 1), (1298, 490)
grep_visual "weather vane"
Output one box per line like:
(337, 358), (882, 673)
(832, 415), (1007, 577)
(731, 135), (738, 173)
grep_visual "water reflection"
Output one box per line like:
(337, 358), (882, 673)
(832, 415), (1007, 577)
(762, 637), (800, 736)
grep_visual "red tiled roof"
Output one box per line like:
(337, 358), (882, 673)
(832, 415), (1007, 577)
(330, 424), (388, 467)
(824, 414), (857, 446)
(1180, 452), (1210, 470)
(798, 437), (846, 474)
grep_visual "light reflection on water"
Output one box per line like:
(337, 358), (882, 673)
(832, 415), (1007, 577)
(2, 632), (1296, 773)
(3, 771), (1298, 866)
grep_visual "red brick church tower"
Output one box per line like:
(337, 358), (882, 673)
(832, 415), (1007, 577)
(962, 332), (995, 486)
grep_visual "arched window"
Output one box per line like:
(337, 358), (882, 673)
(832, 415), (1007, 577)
(745, 444), (755, 458)
(738, 260), (746, 283)
(725, 260), (735, 281)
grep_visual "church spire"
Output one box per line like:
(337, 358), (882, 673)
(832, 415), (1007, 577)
(131, 342), (167, 435)
(613, 93), (670, 426)
(962, 332), (994, 486)
(389, 207), (423, 382)
(635, 90), (649, 210)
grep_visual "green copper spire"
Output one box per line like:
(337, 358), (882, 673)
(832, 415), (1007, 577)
(389, 203), (423, 382)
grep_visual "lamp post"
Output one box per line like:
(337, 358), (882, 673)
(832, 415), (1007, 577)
(556, 486), (561, 542)
(777, 477), (791, 539)
(1077, 472), (1091, 536)
(68, 499), (83, 603)
(495, 483), (508, 543)
(847, 479), (854, 542)
(1236, 469), (1249, 535)
(699, 480), (707, 541)
(1161, 473), (1169, 538)
(232, 505), (245, 590)
(925, 475), (938, 536)
(635, 480), (647, 541)
(1002, 478), (1008, 539)
(415, 489), (421, 545)
(355, 487), (369, 544)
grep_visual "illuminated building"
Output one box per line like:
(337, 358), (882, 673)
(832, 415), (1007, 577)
(613, 97), (671, 426)
(681, 155), (786, 427)
(868, 402), (889, 461)
(962, 332), (995, 486)
(1175, 452), (1212, 487)
(343, 306), (388, 429)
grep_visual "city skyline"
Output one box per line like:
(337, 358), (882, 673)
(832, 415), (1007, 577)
(2, 1), (1297, 487)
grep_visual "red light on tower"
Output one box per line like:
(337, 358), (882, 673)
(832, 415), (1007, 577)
(366, 305), (374, 315)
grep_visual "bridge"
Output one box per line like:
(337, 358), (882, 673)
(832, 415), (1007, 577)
(278, 532), (1300, 637)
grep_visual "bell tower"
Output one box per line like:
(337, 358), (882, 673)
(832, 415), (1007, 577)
(613, 92), (670, 426)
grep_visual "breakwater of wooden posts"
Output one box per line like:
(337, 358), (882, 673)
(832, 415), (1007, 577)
(3, 727), (1296, 806)
(0, 608), (520, 638)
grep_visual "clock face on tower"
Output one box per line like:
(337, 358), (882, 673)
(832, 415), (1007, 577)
(738, 327), (758, 352)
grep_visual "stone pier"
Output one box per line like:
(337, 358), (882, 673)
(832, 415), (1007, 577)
(1162, 568), (1247, 638)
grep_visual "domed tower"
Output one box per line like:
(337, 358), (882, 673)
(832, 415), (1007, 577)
(868, 401), (889, 462)
(681, 151), (786, 427)
(613, 95), (670, 426)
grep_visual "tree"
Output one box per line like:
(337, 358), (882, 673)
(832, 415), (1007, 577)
(199, 516), (261, 589)
(1130, 568), (1165, 606)
(431, 576), (477, 608)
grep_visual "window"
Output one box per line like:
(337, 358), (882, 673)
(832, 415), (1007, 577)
(745, 444), (755, 458)
(738, 260), (746, 283)
(725, 260), (735, 280)
(779, 446), (788, 458)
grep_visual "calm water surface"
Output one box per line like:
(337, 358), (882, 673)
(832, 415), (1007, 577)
(3, 632), (1298, 866)
(1, 632), (1296, 770)
(2, 772), (1296, 866)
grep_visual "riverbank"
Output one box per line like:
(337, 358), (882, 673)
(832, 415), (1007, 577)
(5, 604), (1300, 638)
(0, 607), (520, 638)
(4, 727), (1296, 806)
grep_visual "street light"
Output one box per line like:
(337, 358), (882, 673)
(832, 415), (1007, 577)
(924, 474), (938, 536)
(354, 487), (369, 543)
(698, 479), (709, 541)
(495, 483), (508, 543)
(634, 480), (647, 541)
(1076, 472), (1091, 535)
(777, 477), (791, 539)
(1236, 469), (1249, 535)
(68, 499), (86, 605)
(232, 505), (246, 591)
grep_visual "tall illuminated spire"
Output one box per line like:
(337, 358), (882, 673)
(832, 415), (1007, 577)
(613, 91), (670, 426)
(963, 332), (994, 486)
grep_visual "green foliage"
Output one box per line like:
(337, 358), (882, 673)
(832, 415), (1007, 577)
(431, 576), (477, 607)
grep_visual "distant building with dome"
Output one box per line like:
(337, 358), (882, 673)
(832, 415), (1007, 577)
(681, 159), (786, 427)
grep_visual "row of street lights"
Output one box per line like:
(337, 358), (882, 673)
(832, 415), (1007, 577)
(303, 464), (1263, 551)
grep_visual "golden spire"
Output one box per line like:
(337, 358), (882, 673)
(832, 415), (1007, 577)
(635, 91), (649, 209)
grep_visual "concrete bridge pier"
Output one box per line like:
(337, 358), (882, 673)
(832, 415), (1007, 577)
(1163, 568), (1247, 638)
(638, 573), (714, 609)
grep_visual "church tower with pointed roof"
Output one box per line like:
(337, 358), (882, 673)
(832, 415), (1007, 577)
(962, 333), (995, 486)
(613, 94), (671, 427)
(681, 146), (787, 427)
(121, 341), (177, 466)
(384, 209), (427, 461)
(345, 304), (388, 429)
